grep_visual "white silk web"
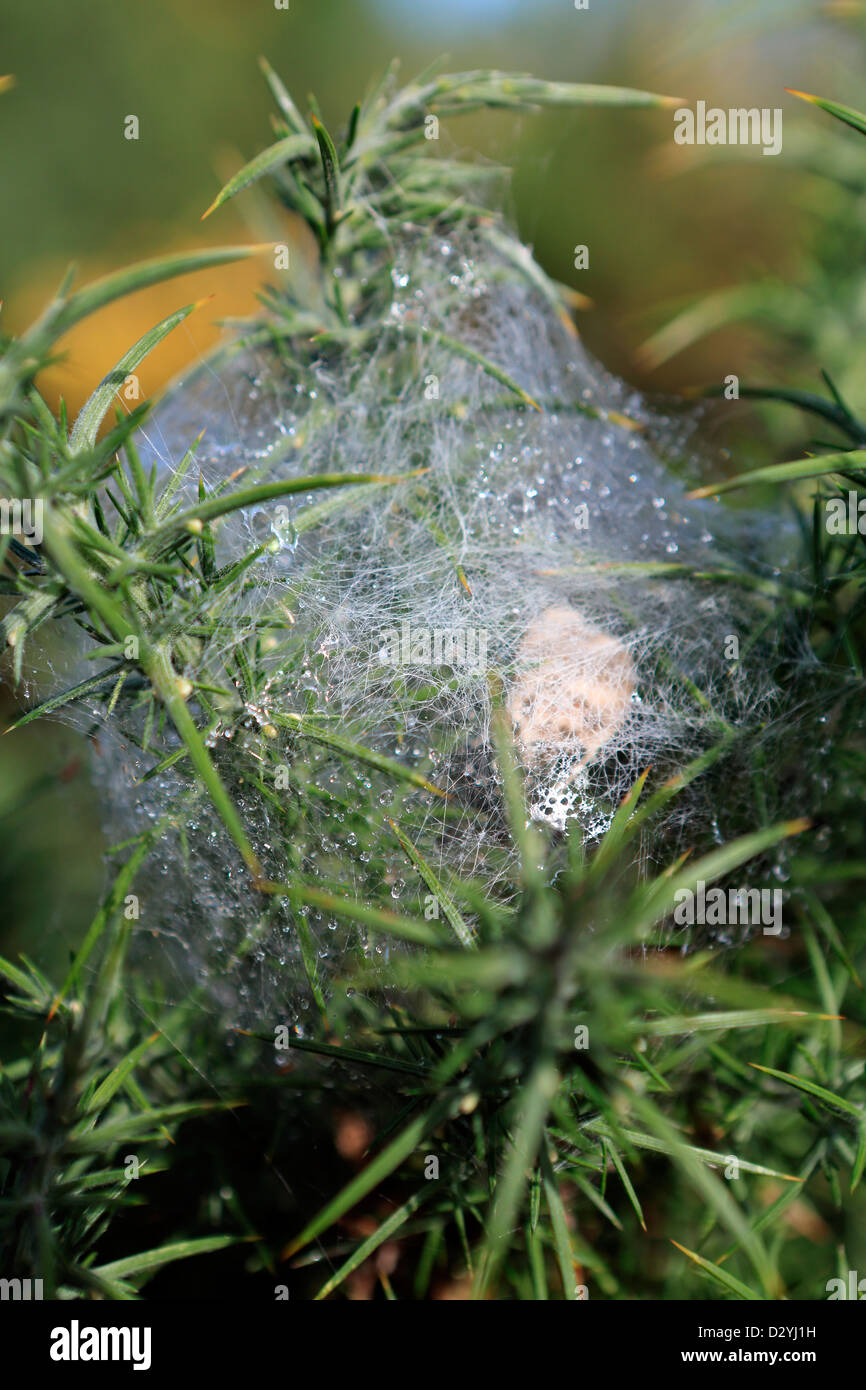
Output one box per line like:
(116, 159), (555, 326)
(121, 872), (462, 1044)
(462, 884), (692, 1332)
(36, 222), (795, 1021)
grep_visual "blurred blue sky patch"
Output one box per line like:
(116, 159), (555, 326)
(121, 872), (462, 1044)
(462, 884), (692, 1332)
(374, 0), (539, 31)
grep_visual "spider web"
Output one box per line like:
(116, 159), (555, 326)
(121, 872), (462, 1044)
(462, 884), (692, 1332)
(33, 222), (795, 1023)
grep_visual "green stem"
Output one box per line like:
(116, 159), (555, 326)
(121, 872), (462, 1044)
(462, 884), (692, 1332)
(38, 505), (263, 879)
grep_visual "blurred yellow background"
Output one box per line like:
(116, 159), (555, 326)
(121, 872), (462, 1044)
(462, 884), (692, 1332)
(2, 0), (862, 416)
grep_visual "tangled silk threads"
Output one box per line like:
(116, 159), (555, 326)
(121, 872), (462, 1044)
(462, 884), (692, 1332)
(54, 224), (790, 1017)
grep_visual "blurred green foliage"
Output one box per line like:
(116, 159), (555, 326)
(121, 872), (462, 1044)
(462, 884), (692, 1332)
(0, 0), (861, 391)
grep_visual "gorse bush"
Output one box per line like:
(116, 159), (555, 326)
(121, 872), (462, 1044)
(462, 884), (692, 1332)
(42, 63), (794, 1019)
(1, 64), (865, 1301)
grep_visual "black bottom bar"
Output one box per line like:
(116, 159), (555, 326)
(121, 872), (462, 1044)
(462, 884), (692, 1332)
(0, 1296), (856, 1378)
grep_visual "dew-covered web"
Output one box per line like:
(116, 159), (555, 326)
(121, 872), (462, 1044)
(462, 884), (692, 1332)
(37, 221), (797, 1025)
